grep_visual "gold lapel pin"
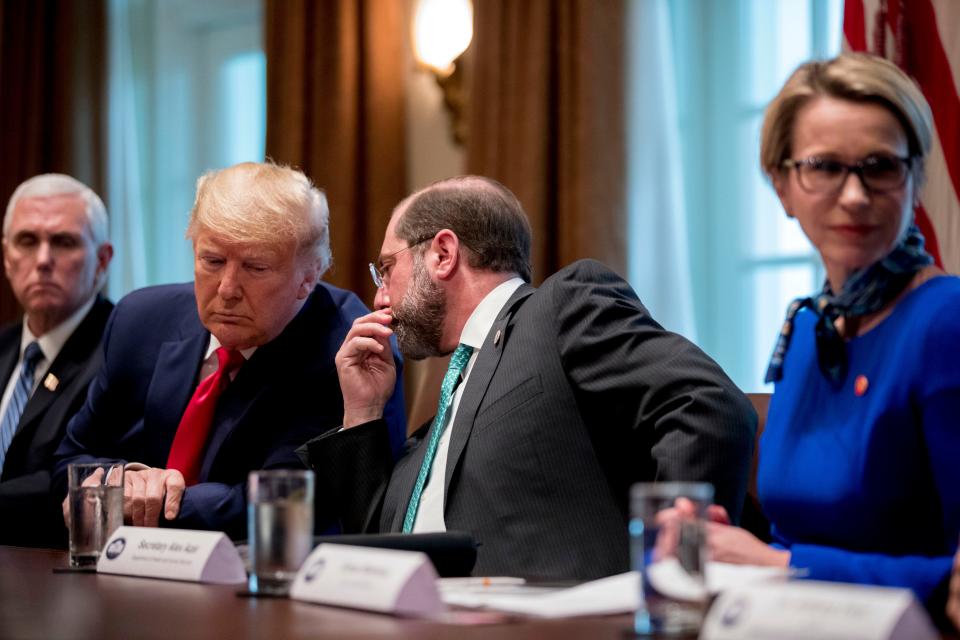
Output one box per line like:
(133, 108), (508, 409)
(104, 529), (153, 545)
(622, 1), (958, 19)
(493, 329), (502, 346)
(44, 373), (60, 392)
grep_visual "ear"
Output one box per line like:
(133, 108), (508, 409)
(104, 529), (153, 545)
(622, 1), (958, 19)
(296, 257), (321, 299)
(2, 239), (10, 278)
(771, 171), (794, 218)
(429, 229), (461, 281)
(96, 243), (114, 274)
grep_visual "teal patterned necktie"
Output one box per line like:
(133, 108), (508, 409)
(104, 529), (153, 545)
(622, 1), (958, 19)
(402, 343), (474, 533)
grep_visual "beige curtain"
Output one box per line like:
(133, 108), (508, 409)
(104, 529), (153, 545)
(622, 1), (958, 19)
(0, 0), (106, 325)
(467, 0), (627, 283)
(264, 0), (408, 305)
(405, 1), (629, 429)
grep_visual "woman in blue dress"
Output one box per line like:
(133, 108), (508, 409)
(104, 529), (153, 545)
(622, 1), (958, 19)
(706, 52), (960, 611)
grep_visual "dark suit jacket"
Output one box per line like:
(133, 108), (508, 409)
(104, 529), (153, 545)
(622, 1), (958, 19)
(0, 296), (114, 548)
(301, 260), (756, 580)
(54, 282), (406, 540)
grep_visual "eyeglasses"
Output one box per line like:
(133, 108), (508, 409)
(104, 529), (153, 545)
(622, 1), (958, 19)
(781, 154), (914, 194)
(368, 236), (433, 289)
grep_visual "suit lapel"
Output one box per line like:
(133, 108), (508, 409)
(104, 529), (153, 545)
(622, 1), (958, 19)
(197, 348), (269, 480)
(16, 354), (81, 435)
(442, 285), (534, 504)
(9, 299), (113, 455)
(0, 327), (19, 388)
(385, 423), (432, 531)
(144, 330), (208, 467)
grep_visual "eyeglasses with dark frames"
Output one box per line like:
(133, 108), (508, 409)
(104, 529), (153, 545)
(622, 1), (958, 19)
(368, 236), (434, 289)
(781, 154), (914, 194)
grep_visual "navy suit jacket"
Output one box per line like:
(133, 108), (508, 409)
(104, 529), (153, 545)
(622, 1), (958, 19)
(0, 296), (113, 548)
(54, 282), (405, 540)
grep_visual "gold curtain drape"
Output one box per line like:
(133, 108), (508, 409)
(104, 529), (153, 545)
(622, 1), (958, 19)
(404, 1), (629, 429)
(264, 0), (407, 305)
(466, 0), (627, 283)
(0, 0), (106, 326)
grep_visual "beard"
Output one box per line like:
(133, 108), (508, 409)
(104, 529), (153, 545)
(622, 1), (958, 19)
(392, 254), (446, 360)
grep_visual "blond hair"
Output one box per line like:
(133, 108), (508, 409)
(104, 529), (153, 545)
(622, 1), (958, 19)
(760, 52), (933, 186)
(187, 162), (332, 274)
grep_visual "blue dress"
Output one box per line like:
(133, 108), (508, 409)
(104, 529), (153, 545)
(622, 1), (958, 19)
(759, 276), (960, 603)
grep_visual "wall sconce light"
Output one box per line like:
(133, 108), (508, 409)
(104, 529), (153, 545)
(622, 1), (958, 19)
(412, 0), (473, 145)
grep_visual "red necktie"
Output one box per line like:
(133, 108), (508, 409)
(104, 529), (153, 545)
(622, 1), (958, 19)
(166, 347), (244, 485)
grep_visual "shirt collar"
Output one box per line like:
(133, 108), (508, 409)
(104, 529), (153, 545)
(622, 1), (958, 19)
(204, 334), (257, 362)
(458, 277), (525, 350)
(21, 295), (98, 365)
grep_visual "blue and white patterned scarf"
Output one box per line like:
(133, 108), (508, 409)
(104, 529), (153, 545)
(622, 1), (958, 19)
(764, 224), (933, 386)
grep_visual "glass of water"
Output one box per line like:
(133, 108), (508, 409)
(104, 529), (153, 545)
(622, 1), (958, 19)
(630, 482), (713, 636)
(68, 462), (125, 568)
(247, 469), (314, 595)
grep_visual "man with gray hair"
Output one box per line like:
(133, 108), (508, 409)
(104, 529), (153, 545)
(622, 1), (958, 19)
(0, 174), (114, 547)
(55, 162), (406, 539)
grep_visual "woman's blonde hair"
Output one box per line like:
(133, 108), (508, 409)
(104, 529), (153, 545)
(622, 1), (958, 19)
(186, 162), (331, 274)
(760, 52), (933, 186)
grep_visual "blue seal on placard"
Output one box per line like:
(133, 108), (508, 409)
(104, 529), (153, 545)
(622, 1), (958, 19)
(304, 558), (326, 582)
(105, 537), (126, 560)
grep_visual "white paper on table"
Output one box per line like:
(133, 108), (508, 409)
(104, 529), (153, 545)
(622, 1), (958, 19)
(440, 571), (640, 618)
(646, 559), (794, 602)
(439, 562), (795, 619)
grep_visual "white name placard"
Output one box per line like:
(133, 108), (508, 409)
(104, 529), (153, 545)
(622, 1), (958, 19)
(289, 544), (444, 618)
(701, 580), (937, 640)
(96, 526), (246, 584)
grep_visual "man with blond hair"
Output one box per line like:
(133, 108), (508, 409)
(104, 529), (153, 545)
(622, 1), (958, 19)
(55, 162), (406, 539)
(0, 174), (114, 547)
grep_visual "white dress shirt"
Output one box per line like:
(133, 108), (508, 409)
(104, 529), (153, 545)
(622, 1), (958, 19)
(198, 334), (256, 383)
(0, 296), (96, 422)
(412, 276), (525, 533)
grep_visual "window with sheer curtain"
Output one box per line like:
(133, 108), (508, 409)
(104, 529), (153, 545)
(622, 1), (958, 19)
(106, 0), (266, 299)
(630, 0), (843, 393)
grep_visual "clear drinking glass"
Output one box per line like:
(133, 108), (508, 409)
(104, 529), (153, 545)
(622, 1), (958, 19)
(68, 462), (125, 568)
(247, 469), (314, 595)
(630, 482), (714, 636)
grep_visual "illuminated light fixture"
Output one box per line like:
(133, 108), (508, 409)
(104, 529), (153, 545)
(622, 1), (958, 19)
(412, 0), (473, 144)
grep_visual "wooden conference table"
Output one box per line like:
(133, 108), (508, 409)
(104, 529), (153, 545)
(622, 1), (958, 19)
(0, 545), (642, 640)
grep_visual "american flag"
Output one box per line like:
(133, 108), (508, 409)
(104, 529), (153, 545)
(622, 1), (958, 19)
(844, 0), (960, 274)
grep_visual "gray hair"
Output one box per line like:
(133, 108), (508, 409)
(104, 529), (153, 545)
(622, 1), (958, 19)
(4, 174), (109, 244)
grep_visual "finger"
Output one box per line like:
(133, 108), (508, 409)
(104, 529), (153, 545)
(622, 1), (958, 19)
(707, 505), (731, 525)
(143, 471), (166, 527)
(344, 336), (392, 359)
(349, 312), (394, 333)
(163, 471), (186, 520)
(673, 497), (697, 519)
(342, 322), (394, 349)
(654, 507), (678, 526)
(123, 472), (136, 522)
(128, 472), (147, 526)
(81, 467), (105, 487)
(62, 496), (71, 529)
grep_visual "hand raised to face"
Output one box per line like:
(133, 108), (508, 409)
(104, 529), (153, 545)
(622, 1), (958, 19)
(336, 309), (397, 428)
